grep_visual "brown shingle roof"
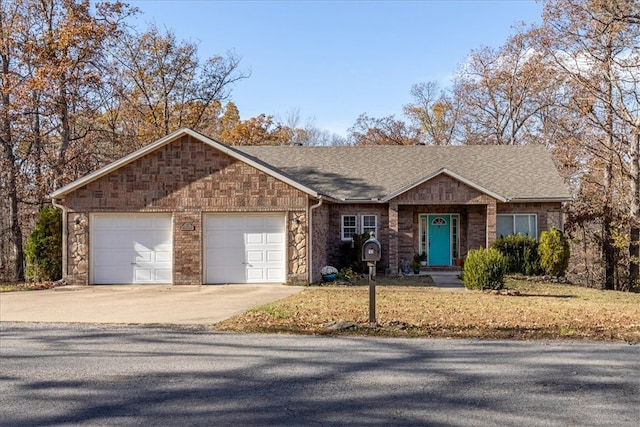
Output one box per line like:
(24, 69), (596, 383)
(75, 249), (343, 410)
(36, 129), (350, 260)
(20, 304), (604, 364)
(50, 128), (571, 203)
(237, 144), (571, 202)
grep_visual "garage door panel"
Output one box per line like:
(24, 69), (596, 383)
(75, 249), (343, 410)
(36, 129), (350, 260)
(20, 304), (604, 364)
(266, 250), (283, 262)
(246, 233), (264, 245)
(266, 233), (283, 244)
(92, 215), (172, 285)
(267, 268), (284, 281)
(154, 251), (172, 263)
(135, 269), (152, 282)
(246, 268), (264, 281)
(246, 251), (264, 262)
(154, 270), (171, 282)
(206, 214), (286, 284)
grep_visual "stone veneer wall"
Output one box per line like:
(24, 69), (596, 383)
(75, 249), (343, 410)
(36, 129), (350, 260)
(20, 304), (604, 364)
(311, 203), (330, 283)
(60, 135), (308, 285)
(66, 212), (88, 284)
(288, 211), (307, 283)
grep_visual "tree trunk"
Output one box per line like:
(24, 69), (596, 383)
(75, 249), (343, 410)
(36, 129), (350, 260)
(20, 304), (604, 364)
(0, 38), (24, 281)
(603, 50), (617, 291)
(0, 138), (25, 281)
(55, 82), (70, 189)
(629, 131), (640, 290)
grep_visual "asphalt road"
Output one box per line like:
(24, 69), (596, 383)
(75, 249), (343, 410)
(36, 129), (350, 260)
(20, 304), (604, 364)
(1, 323), (638, 426)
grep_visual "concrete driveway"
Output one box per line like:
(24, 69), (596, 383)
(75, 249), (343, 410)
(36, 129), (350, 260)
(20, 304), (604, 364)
(0, 285), (303, 325)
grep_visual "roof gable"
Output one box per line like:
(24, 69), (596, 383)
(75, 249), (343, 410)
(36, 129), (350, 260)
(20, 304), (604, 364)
(50, 128), (319, 199)
(381, 168), (507, 203)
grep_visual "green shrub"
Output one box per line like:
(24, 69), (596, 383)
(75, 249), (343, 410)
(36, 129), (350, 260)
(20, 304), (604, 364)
(337, 267), (359, 283)
(338, 232), (371, 273)
(492, 234), (541, 275)
(25, 206), (62, 282)
(462, 248), (507, 290)
(538, 227), (570, 277)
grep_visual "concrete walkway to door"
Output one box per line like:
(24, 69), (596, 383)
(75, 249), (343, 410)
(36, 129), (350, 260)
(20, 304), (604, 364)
(0, 284), (303, 325)
(429, 271), (466, 291)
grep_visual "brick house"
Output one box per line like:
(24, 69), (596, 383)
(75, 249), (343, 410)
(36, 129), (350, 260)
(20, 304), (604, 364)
(50, 128), (571, 285)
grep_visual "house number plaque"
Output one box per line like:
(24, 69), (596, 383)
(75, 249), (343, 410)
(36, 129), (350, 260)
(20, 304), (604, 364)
(181, 222), (195, 231)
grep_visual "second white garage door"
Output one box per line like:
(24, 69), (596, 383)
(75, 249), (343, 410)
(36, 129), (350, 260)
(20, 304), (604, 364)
(205, 214), (286, 284)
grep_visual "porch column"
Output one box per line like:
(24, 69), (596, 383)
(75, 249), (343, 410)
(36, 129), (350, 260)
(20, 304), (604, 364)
(486, 199), (497, 248)
(388, 201), (399, 275)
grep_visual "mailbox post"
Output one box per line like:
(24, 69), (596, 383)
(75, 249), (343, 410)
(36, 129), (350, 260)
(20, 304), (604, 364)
(361, 235), (381, 324)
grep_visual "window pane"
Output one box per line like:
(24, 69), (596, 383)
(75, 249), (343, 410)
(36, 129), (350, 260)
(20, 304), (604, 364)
(342, 215), (356, 240)
(497, 215), (513, 237)
(362, 215), (377, 237)
(515, 215), (535, 237)
(362, 215), (375, 228)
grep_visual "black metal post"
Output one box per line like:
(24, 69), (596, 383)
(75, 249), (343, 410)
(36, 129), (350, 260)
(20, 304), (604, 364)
(368, 263), (376, 324)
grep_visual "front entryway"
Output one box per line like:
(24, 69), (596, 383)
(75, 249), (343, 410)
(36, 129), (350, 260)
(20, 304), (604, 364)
(428, 215), (451, 266)
(420, 214), (459, 267)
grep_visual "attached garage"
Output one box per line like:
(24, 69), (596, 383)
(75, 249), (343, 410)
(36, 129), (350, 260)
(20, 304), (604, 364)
(91, 214), (173, 284)
(205, 213), (286, 284)
(50, 129), (313, 286)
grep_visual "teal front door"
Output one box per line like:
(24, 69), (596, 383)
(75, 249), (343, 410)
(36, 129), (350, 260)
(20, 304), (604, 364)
(428, 215), (451, 266)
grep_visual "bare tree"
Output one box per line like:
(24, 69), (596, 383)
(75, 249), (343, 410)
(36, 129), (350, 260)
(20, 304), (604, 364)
(115, 25), (248, 142)
(453, 28), (560, 146)
(541, 0), (640, 290)
(348, 113), (420, 146)
(403, 81), (459, 145)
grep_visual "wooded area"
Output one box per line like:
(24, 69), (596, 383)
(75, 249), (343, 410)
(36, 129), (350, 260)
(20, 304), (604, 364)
(1, 0), (638, 291)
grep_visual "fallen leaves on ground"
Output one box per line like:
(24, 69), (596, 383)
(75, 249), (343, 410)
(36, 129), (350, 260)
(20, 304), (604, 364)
(214, 280), (640, 343)
(0, 281), (63, 292)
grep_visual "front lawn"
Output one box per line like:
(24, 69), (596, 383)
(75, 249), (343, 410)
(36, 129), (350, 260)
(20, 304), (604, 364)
(214, 279), (640, 343)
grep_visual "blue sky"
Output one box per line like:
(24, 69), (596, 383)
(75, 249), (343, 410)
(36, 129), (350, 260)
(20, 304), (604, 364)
(127, 0), (544, 136)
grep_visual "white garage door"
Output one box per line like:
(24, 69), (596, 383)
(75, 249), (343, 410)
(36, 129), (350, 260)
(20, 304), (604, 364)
(205, 214), (286, 284)
(92, 214), (172, 284)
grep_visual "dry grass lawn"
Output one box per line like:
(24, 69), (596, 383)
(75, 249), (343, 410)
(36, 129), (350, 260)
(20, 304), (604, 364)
(214, 279), (640, 343)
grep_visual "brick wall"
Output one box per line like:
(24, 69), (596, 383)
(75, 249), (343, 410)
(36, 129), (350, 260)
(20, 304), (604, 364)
(497, 202), (564, 237)
(325, 204), (389, 274)
(393, 174), (495, 205)
(61, 135), (308, 285)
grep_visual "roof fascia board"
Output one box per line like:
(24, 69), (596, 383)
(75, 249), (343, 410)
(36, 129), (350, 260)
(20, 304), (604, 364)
(507, 197), (572, 203)
(50, 128), (319, 199)
(336, 199), (383, 204)
(381, 168), (507, 203)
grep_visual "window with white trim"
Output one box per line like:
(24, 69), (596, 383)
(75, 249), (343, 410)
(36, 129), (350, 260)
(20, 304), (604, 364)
(361, 215), (377, 238)
(497, 214), (538, 237)
(341, 214), (378, 241)
(341, 215), (357, 241)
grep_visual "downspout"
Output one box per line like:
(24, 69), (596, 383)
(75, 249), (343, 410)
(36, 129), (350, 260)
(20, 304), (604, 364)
(308, 196), (323, 284)
(51, 198), (68, 281)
